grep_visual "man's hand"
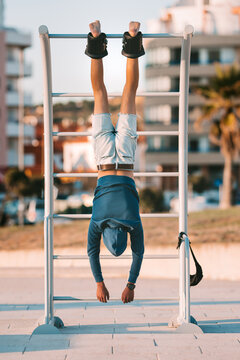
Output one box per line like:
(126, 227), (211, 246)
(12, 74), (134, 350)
(121, 286), (134, 304)
(96, 281), (110, 303)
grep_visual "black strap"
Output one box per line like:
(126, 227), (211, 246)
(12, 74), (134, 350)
(177, 231), (203, 286)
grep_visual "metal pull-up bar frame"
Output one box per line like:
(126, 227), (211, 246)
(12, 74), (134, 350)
(33, 24), (203, 334)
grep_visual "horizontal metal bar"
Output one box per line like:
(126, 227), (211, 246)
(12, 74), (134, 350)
(52, 130), (179, 137)
(53, 172), (179, 178)
(53, 213), (179, 219)
(53, 254), (179, 260)
(53, 296), (179, 301)
(52, 92), (180, 98)
(49, 33), (183, 39)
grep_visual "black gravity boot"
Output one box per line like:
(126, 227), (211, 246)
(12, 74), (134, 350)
(85, 32), (108, 59)
(121, 31), (145, 58)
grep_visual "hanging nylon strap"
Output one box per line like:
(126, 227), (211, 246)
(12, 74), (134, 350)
(177, 231), (203, 286)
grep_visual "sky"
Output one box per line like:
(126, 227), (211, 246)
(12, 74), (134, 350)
(4, 0), (176, 105)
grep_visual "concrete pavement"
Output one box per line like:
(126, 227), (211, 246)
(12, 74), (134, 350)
(0, 268), (240, 359)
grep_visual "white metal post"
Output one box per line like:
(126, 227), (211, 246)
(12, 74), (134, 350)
(178, 25), (194, 324)
(17, 48), (25, 226)
(39, 25), (54, 325)
(18, 48), (24, 171)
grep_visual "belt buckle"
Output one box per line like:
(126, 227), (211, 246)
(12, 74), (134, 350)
(98, 164), (103, 171)
(115, 162), (118, 170)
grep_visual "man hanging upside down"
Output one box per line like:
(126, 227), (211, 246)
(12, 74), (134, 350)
(86, 20), (145, 304)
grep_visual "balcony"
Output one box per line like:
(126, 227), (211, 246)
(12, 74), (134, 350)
(6, 60), (32, 77)
(7, 122), (35, 138)
(6, 91), (32, 107)
(145, 151), (239, 166)
(6, 29), (31, 48)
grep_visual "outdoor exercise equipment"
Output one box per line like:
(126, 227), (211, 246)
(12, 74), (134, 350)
(32, 24), (203, 334)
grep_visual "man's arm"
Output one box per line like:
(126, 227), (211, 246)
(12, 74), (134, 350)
(87, 219), (110, 303)
(128, 221), (145, 284)
(87, 219), (104, 282)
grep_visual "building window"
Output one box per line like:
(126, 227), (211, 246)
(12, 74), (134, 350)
(146, 76), (171, 91)
(146, 47), (170, 66)
(171, 77), (179, 91)
(171, 106), (178, 124)
(145, 105), (171, 124)
(8, 109), (18, 122)
(190, 50), (199, 64)
(7, 48), (19, 62)
(208, 49), (220, 63)
(220, 48), (235, 64)
(7, 79), (18, 92)
(170, 48), (181, 65)
(189, 139), (198, 152)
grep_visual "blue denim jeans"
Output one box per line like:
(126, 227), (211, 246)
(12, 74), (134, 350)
(91, 113), (138, 166)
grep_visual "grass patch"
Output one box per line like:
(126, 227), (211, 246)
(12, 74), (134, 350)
(0, 206), (239, 251)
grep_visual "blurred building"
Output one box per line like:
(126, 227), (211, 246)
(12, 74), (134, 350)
(0, 0), (34, 172)
(145, 0), (240, 190)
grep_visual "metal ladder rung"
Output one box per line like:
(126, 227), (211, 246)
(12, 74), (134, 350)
(53, 296), (179, 301)
(52, 92), (180, 98)
(52, 130), (179, 136)
(49, 33), (183, 39)
(53, 172), (179, 178)
(53, 254), (179, 260)
(53, 213), (179, 219)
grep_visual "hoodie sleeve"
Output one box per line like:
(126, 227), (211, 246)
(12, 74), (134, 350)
(87, 219), (104, 282)
(128, 221), (145, 283)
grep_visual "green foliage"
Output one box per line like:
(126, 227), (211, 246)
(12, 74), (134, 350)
(139, 187), (164, 213)
(5, 168), (44, 198)
(5, 168), (31, 197)
(188, 174), (212, 194)
(28, 177), (44, 198)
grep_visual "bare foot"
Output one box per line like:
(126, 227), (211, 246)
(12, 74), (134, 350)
(96, 281), (110, 303)
(129, 21), (140, 37)
(89, 20), (101, 38)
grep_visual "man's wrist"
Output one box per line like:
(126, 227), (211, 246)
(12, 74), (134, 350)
(126, 282), (136, 290)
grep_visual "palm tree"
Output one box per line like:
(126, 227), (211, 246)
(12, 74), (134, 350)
(192, 62), (240, 209)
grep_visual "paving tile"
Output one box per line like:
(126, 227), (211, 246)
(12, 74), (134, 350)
(23, 334), (70, 352)
(69, 334), (113, 348)
(1, 272), (240, 359)
(22, 349), (67, 360)
(0, 353), (23, 360)
(66, 346), (112, 358)
(0, 335), (30, 354)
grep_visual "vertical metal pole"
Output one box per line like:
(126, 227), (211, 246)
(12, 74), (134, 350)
(178, 25), (194, 324)
(18, 48), (24, 171)
(185, 234), (190, 322)
(39, 25), (54, 324)
(18, 48), (25, 227)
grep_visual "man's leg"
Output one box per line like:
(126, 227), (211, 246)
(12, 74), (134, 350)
(120, 22), (140, 115)
(89, 21), (110, 303)
(89, 20), (109, 114)
(91, 58), (109, 114)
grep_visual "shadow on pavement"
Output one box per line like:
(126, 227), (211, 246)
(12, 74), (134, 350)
(1, 299), (240, 311)
(0, 334), (70, 353)
(198, 319), (240, 333)
(59, 322), (173, 335)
